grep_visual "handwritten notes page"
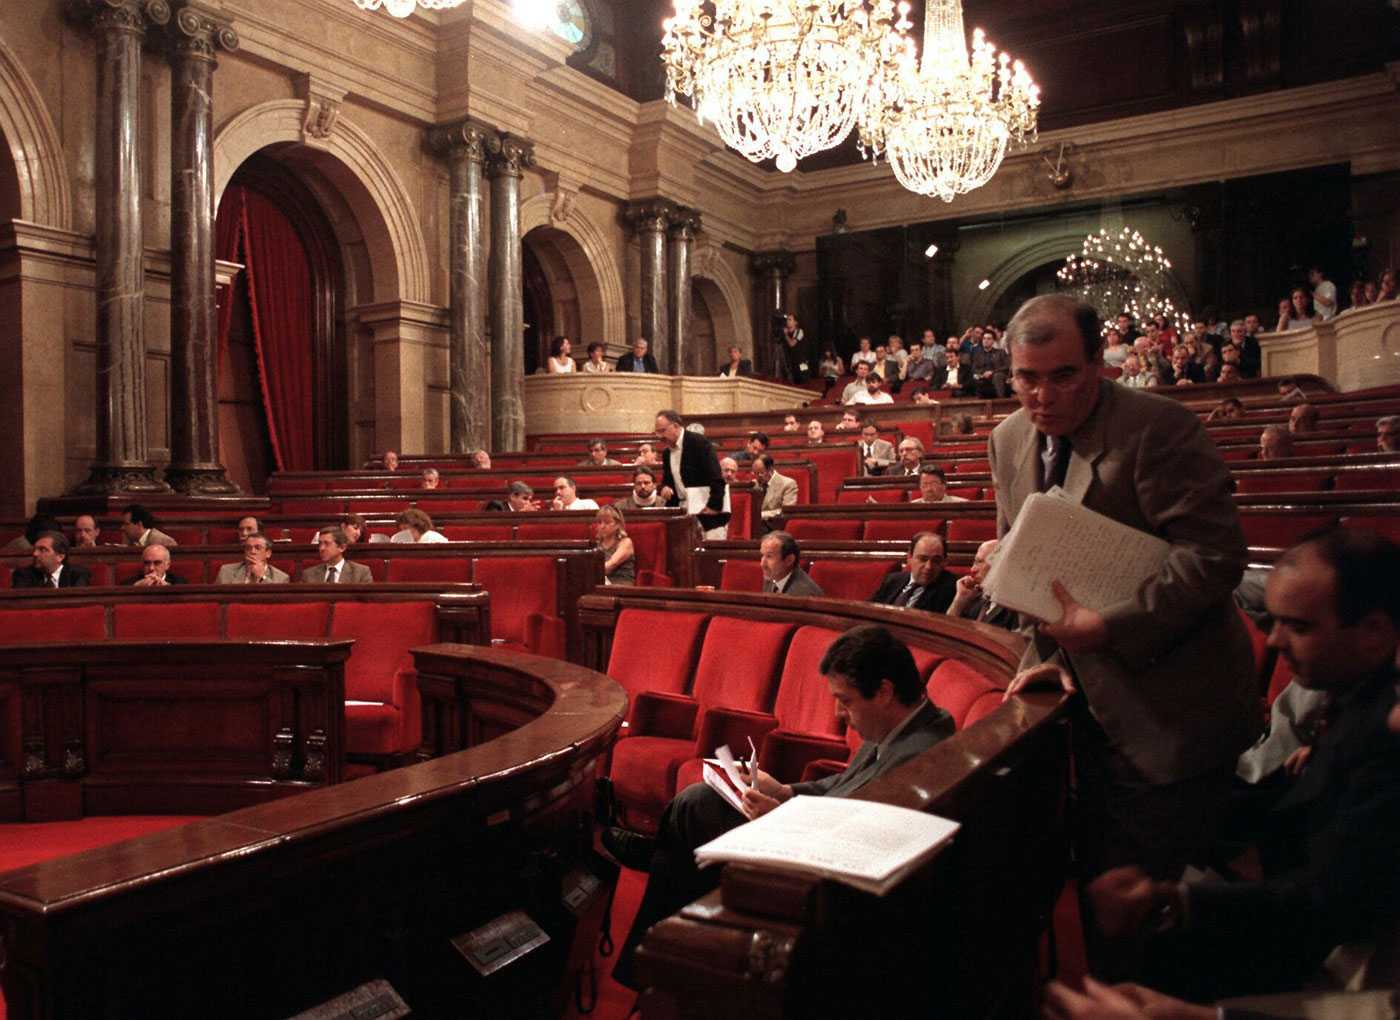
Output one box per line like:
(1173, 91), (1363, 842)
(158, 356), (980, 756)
(982, 488), (1169, 623)
(693, 796), (959, 896)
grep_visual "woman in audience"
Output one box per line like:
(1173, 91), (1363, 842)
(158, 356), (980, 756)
(339, 512), (368, 544)
(1101, 327), (1130, 368)
(581, 341), (612, 373)
(817, 346), (844, 381)
(593, 505), (635, 586)
(1276, 287), (1318, 331)
(545, 336), (576, 373)
(1348, 279), (1370, 310)
(1199, 345), (1221, 383)
(1377, 268), (1398, 302)
(551, 476), (599, 511)
(390, 507), (448, 543)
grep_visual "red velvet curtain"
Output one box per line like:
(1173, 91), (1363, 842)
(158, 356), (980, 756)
(213, 183), (316, 471)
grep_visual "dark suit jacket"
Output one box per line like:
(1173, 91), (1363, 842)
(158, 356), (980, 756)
(12, 564), (92, 588)
(661, 430), (729, 528)
(616, 352), (659, 373)
(791, 699), (955, 797)
(1151, 667), (1400, 1001)
(718, 360), (752, 378)
(868, 569), (957, 613)
(764, 567), (823, 597)
(989, 380), (1260, 785)
(120, 573), (189, 585)
(932, 360), (973, 392)
(957, 594), (1019, 630)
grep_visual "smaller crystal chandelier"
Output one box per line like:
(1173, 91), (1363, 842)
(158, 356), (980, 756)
(662, 1), (914, 173)
(860, 0), (1038, 202)
(1057, 228), (1190, 334)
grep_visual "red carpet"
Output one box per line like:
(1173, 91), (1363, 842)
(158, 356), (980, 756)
(563, 866), (646, 1020)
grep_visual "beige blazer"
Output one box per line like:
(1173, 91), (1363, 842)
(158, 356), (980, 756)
(757, 472), (799, 519)
(988, 380), (1260, 785)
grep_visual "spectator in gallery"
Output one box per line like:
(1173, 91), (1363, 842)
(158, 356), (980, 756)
(719, 457), (740, 484)
(935, 347), (971, 396)
(969, 329), (1010, 397)
(817, 346), (844, 380)
(718, 345), (752, 378)
(901, 340), (935, 383)
(382, 450), (399, 471)
(593, 505), (635, 586)
(616, 338), (659, 373)
(550, 476), (599, 512)
(1277, 287), (1318, 331)
(1225, 319), (1261, 379)
(545, 335), (576, 373)
(945, 412), (976, 436)
(849, 335), (876, 370)
(835, 409), (862, 431)
(1199, 345), (1221, 383)
(1307, 265), (1337, 320)
(1206, 397), (1245, 422)
(806, 420), (826, 444)
(579, 438), (622, 466)
(390, 508), (449, 543)
(472, 449), (492, 469)
(912, 389), (938, 404)
(1288, 402), (1320, 435)
(1152, 313), (1178, 350)
(1348, 279), (1370, 310)
(781, 312), (810, 382)
(72, 514), (99, 548)
(124, 543), (188, 586)
(420, 467), (442, 489)
(582, 341), (613, 373)
(1377, 267), (1397, 302)
(11, 531), (91, 588)
(633, 442), (662, 468)
(910, 464), (967, 504)
(1201, 305), (1228, 341)
(1141, 319), (1170, 357)
(1376, 415), (1399, 453)
(1132, 336), (1169, 381)
(782, 414), (800, 432)
(1117, 354), (1153, 389)
(1101, 328), (1130, 368)
(1259, 424), (1295, 460)
(840, 361), (873, 404)
(1217, 362), (1242, 383)
(1114, 312), (1140, 344)
(919, 328), (946, 367)
(1167, 346), (1203, 386)
(886, 335), (909, 371)
(871, 344), (893, 381)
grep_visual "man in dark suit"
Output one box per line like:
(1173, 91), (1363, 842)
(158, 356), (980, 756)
(616, 338), (659, 373)
(932, 348), (972, 395)
(12, 532), (92, 588)
(969, 331), (1010, 397)
(1085, 528), (1400, 1003)
(946, 539), (1017, 629)
(299, 527), (375, 583)
(121, 543), (189, 585)
(654, 409), (729, 536)
(868, 532), (957, 612)
(717, 346), (752, 377)
(759, 530), (823, 596)
(603, 625), (956, 988)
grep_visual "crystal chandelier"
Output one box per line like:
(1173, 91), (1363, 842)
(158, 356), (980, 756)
(662, 1), (914, 173)
(859, 0), (1038, 202)
(1057, 228), (1190, 335)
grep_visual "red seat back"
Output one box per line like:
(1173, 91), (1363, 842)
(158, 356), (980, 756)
(838, 488), (902, 504)
(164, 528), (204, 546)
(927, 658), (1002, 730)
(113, 561), (145, 586)
(384, 557), (472, 583)
(807, 559), (898, 601)
(727, 489), (753, 540)
(0, 605), (107, 644)
(515, 522), (590, 542)
(719, 558), (764, 592)
(112, 602), (220, 640)
(439, 525), (514, 541)
(1332, 469), (1400, 492)
(690, 617), (794, 715)
(606, 609), (709, 711)
(803, 448), (860, 503)
(946, 486), (982, 500)
(1239, 513), (1336, 549)
(625, 521), (669, 579)
(85, 563), (114, 587)
(472, 556), (558, 644)
(786, 519), (863, 542)
(279, 499), (339, 516)
(1235, 472), (1331, 495)
(863, 517), (946, 543)
(894, 420), (933, 450)
(946, 518), (998, 544)
(331, 600), (436, 704)
(226, 602), (331, 638)
(771, 626), (845, 735)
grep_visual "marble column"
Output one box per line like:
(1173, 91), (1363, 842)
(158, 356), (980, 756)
(750, 251), (796, 379)
(74, 0), (170, 495)
(668, 208), (701, 376)
(430, 120), (492, 454)
(164, 4), (239, 494)
(485, 133), (534, 452)
(625, 200), (674, 372)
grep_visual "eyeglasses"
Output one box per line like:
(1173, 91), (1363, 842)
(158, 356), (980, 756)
(1011, 367), (1084, 396)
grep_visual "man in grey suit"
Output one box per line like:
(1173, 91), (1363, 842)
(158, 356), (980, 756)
(752, 454), (797, 533)
(299, 526), (373, 583)
(214, 533), (290, 584)
(991, 295), (1259, 897)
(759, 531), (823, 597)
(120, 503), (177, 548)
(604, 625), (955, 988)
(856, 421), (896, 475)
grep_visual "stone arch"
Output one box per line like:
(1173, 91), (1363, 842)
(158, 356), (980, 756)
(960, 232), (1088, 327)
(0, 32), (72, 228)
(691, 240), (749, 365)
(520, 194), (624, 346)
(213, 100), (428, 304)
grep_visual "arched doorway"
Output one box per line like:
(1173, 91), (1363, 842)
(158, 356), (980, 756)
(215, 152), (347, 490)
(522, 223), (605, 371)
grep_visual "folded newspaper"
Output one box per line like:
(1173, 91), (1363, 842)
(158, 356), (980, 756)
(693, 795), (959, 896)
(981, 487), (1169, 622)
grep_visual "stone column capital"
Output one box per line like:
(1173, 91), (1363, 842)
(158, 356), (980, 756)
(484, 133), (535, 179)
(750, 250), (796, 276)
(163, 3), (238, 62)
(429, 118), (495, 163)
(668, 206), (702, 240)
(625, 199), (676, 234)
(74, 0), (171, 37)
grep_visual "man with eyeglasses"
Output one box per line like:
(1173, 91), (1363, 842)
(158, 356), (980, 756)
(991, 295), (1259, 977)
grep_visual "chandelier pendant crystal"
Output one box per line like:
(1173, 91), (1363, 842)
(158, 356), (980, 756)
(662, 1), (914, 173)
(1057, 228), (1190, 335)
(859, 0), (1038, 201)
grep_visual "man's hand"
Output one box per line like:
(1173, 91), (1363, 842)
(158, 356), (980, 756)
(1003, 662), (1076, 702)
(133, 574), (162, 587)
(1086, 866), (1179, 937)
(1039, 580), (1109, 653)
(740, 787), (783, 820)
(247, 560), (267, 582)
(948, 573), (980, 616)
(1041, 977), (1214, 1020)
(1283, 744), (1313, 777)
(659, 486), (674, 501)
(738, 766), (792, 820)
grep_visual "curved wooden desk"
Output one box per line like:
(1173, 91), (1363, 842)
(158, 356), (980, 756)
(0, 645), (627, 1020)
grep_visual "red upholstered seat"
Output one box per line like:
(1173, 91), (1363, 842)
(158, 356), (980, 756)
(515, 522), (590, 541)
(472, 556), (565, 657)
(611, 617), (795, 831)
(625, 521), (670, 585)
(439, 525), (513, 541)
(112, 602), (220, 640)
(1333, 469), (1400, 491)
(164, 528), (204, 545)
(279, 499), (339, 516)
(894, 420), (933, 450)
(953, 460), (990, 473)
(727, 489), (753, 540)
(113, 561), (145, 586)
(207, 528), (240, 544)
(807, 559), (898, 601)
(384, 557), (472, 583)
(803, 448), (860, 503)
(719, 558), (764, 592)
(279, 527), (319, 544)
(786, 519), (862, 541)
(838, 488), (902, 504)
(606, 609), (709, 724)
(1239, 513), (1336, 549)
(1235, 472), (1331, 495)
(331, 600), (436, 763)
(0, 605), (107, 644)
(863, 517), (946, 542)
(946, 486), (983, 500)
(349, 498), (407, 514)
(910, 645), (946, 682)
(85, 563), (114, 587)
(1236, 607), (1269, 685)
(421, 499), (481, 514)
(226, 601), (331, 638)
(926, 657), (1002, 729)
(946, 518), (999, 544)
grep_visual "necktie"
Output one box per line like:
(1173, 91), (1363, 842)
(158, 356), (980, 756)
(894, 581), (921, 607)
(46, 573), (57, 588)
(1042, 434), (1071, 492)
(327, 564), (339, 583)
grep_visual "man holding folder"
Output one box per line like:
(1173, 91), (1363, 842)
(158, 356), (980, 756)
(987, 297), (1259, 931)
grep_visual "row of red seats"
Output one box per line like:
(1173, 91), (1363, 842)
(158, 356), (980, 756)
(604, 610), (1005, 833)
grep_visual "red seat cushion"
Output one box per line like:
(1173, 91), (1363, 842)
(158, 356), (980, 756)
(226, 602), (331, 638)
(786, 519), (863, 541)
(863, 517), (946, 542)
(719, 558), (764, 592)
(607, 609), (709, 719)
(331, 600), (437, 757)
(384, 557), (472, 583)
(112, 602), (220, 640)
(0, 605), (107, 643)
(807, 559), (898, 601)
(927, 658), (1002, 729)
